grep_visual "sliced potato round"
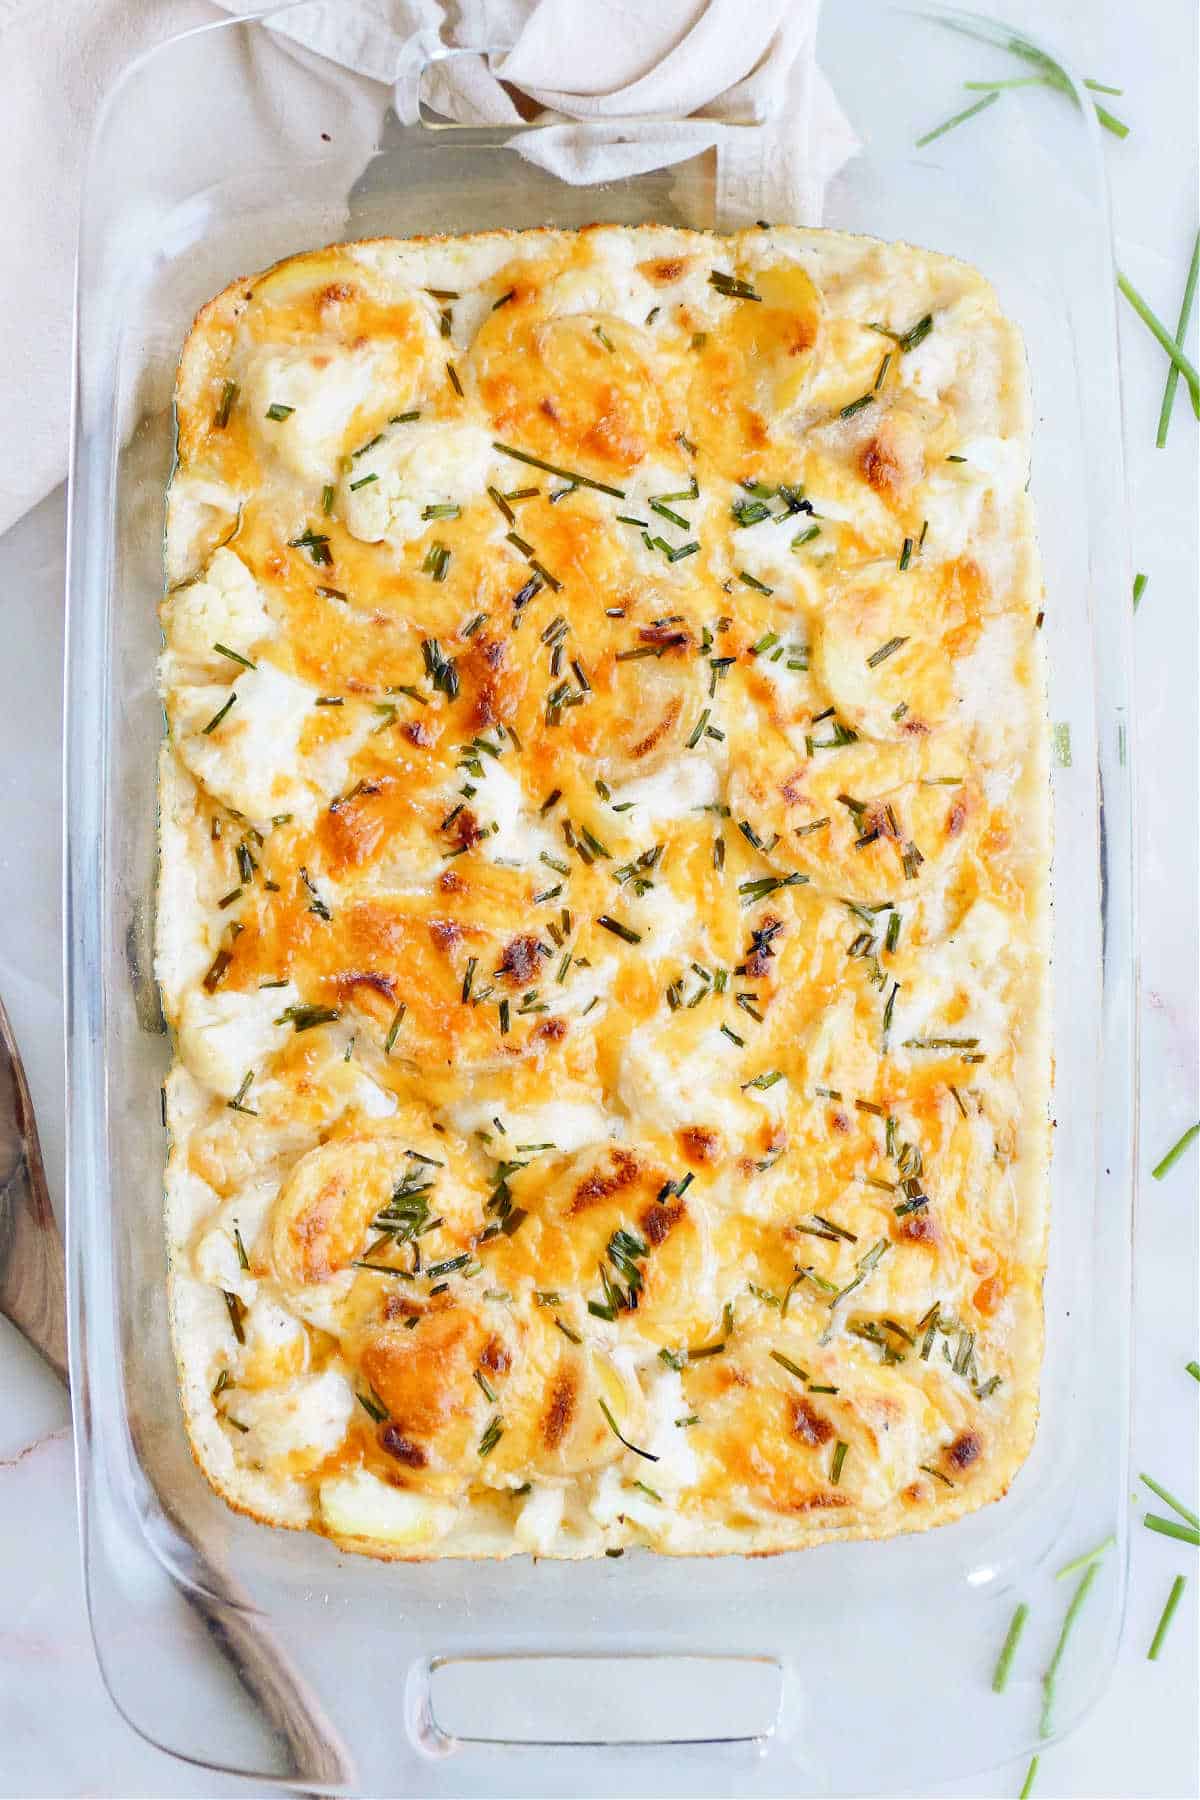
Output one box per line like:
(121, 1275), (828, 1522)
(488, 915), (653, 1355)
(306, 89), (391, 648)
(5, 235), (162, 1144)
(688, 260), (822, 482)
(727, 733), (982, 903)
(269, 1114), (483, 1291)
(469, 305), (665, 476)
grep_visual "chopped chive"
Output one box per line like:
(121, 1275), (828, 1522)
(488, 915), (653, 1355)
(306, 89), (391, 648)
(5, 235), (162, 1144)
(446, 361), (464, 396)
(1152, 1121), (1199, 1179)
(648, 497), (690, 531)
(349, 472), (378, 491)
(897, 314), (934, 353)
(1139, 1475), (1200, 1530)
(686, 709), (710, 749)
(213, 642), (255, 670)
(840, 393), (875, 420)
(1052, 722), (1072, 767)
(1144, 1514), (1200, 1547)
(1019, 1755), (1039, 1799)
(769, 1350), (809, 1383)
(201, 693), (237, 734)
(1147, 1575), (1187, 1661)
(962, 76), (1057, 90)
(1040, 1559), (1100, 1737)
(914, 88), (1000, 149)
(831, 1441), (848, 1485)
(265, 402), (294, 421)
(214, 380), (239, 428)
(492, 441), (625, 500)
(383, 1002), (406, 1055)
(596, 914), (641, 945)
(275, 1003), (340, 1032)
(597, 1397), (659, 1462)
(358, 1387), (389, 1423)
(478, 1415), (503, 1456)
(423, 542), (451, 582)
(744, 1069), (784, 1091)
(898, 537), (913, 572)
(1157, 231), (1200, 446)
(867, 635), (908, 668)
(321, 483), (335, 514)
(992, 1602), (1030, 1692)
(288, 529), (332, 565)
(1132, 571), (1148, 610)
(709, 269), (762, 302)
(1118, 272), (1200, 409)
(227, 1070), (257, 1116)
(222, 1289), (246, 1343)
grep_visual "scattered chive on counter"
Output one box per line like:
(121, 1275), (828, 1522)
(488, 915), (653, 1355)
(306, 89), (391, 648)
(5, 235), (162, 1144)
(1156, 230), (1200, 446)
(1144, 1514), (1200, 1548)
(915, 30), (1130, 152)
(1139, 1473), (1199, 1529)
(914, 89), (999, 148)
(1040, 1557), (1101, 1737)
(1152, 1120), (1199, 1180)
(991, 1599), (1029, 1692)
(1132, 570), (1149, 610)
(1147, 1575), (1187, 1661)
(1019, 1754), (1040, 1799)
(1055, 1533), (1115, 1581)
(1118, 271), (1200, 411)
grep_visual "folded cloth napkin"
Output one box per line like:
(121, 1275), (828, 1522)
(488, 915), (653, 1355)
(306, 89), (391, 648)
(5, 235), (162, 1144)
(0, 0), (855, 537)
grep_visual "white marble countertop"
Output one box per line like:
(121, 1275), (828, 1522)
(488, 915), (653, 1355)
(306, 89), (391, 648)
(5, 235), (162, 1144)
(1, 1), (1195, 1795)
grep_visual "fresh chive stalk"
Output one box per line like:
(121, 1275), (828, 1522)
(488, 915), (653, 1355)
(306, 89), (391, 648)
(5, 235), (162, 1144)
(1040, 1559), (1100, 1737)
(914, 88), (1000, 149)
(1144, 1514), (1200, 1548)
(1147, 1575), (1187, 1661)
(992, 1601), (1030, 1693)
(1152, 1121), (1199, 1180)
(1118, 272), (1200, 410)
(1139, 1473), (1200, 1530)
(1157, 231), (1200, 446)
(597, 1397), (659, 1462)
(1054, 1534), (1114, 1580)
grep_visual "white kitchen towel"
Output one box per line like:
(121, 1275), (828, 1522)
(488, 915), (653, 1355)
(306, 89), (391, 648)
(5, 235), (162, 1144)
(0, 0), (856, 537)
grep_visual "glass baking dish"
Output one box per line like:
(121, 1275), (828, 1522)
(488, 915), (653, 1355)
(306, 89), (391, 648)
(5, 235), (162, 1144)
(63, 3), (1136, 1791)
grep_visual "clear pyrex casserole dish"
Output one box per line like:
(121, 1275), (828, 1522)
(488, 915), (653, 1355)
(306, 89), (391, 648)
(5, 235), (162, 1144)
(64, 3), (1136, 1792)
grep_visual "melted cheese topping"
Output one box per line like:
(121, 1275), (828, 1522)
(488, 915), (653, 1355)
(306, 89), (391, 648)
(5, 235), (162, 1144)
(158, 226), (1049, 1560)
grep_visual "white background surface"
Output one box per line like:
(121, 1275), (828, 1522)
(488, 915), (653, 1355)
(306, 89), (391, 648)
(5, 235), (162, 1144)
(0, 1), (1196, 1795)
